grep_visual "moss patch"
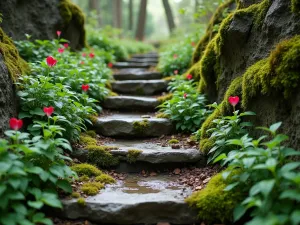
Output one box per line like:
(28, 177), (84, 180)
(81, 182), (104, 196)
(126, 149), (142, 164)
(95, 174), (116, 184)
(71, 192), (80, 198)
(0, 28), (28, 81)
(79, 134), (97, 146)
(71, 163), (102, 177)
(157, 93), (173, 103)
(156, 112), (170, 119)
(86, 145), (119, 168)
(79, 175), (89, 182)
(133, 120), (149, 133)
(168, 139), (179, 144)
(59, 0), (87, 49)
(77, 197), (86, 206)
(292, 0), (300, 13)
(84, 130), (97, 138)
(186, 172), (243, 224)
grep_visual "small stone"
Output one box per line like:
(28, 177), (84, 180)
(173, 168), (181, 175)
(171, 144), (181, 149)
(203, 177), (211, 184)
(150, 172), (157, 176)
(141, 170), (146, 175)
(195, 186), (202, 190)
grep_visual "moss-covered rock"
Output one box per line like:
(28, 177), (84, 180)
(95, 174), (116, 184)
(126, 149), (142, 164)
(71, 192), (80, 198)
(81, 182), (104, 196)
(133, 120), (150, 133)
(86, 145), (119, 168)
(156, 112), (170, 119)
(186, 173), (243, 224)
(71, 163), (102, 177)
(292, 0), (300, 13)
(79, 134), (97, 146)
(157, 93), (173, 103)
(77, 197), (86, 206)
(168, 139), (179, 144)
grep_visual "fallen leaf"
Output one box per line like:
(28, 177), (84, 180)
(173, 168), (181, 175)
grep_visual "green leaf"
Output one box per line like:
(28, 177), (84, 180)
(234, 204), (247, 221)
(19, 112), (31, 119)
(250, 179), (275, 197)
(213, 153), (227, 163)
(279, 190), (300, 201)
(29, 108), (45, 116)
(269, 122), (282, 134)
(41, 193), (62, 208)
(28, 201), (44, 209)
(224, 182), (239, 191)
(57, 179), (72, 193)
(12, 203), (27, 215)
(291, 210), (300, 225)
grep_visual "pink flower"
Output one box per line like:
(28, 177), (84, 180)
(174, 70), (178, 75)
(186, 74), (193, 80)
(43, 106), (54, 117)
(82, 53), (87, 57)
(89, 53), (95, 58)
(108, 62), (113, 68)
(80, 61), (84, 65)
(56, 31), (61, 37)
(183, 93), (187, 98)
(9, 118), (23, 130)
(63, 43), (69, 48)
(228, 96), (240, 107)
(82, 84), (89, 92)
(46, 56), (57, 67)
(173, 54), (178, 59)
(58, 48), (64, 53)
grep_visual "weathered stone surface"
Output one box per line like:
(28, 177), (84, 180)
(114, 69), (162, 80)
(127, 58), (158, 64)
(113, 62), (156, 69)
(112, 80), (168, 95)
(94, 113), (173, 137)
(132, 53), (158, 59)
(0, 54), (17, 136)
(0, 0), (86, 50)
(60, 175), (198, 224)
(103, 96), (159, 111)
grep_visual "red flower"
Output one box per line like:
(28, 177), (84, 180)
(82, 53), (87, 57)
(186, 74), (193, 80)
(56, 30), (61, 37)
(82, 84), (89, 92)
(43, 106), (54, 117)
(80, 61), (84, 65)
(46, 56), (57, 67)
(183, 93), (187, 99)
(63, 43), (69, 48)
(191, 42), (196, 46)
(108, 62), (113, 68)
(89, 53), (95, 58)
(58, 48), (64, 53)
(174, 70), (178, 75)
(173, 54), (178, 59)
(9, 118), (23, 130)
(228, 96), (240, 107)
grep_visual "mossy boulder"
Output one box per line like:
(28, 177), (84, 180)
(71, 163), (102, 177)
(86, 145), (119, 168)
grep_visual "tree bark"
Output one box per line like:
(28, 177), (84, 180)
(135, 0), (147, 41)
(129, 0), (133, 31)
(88, 0), (102, 26)
(162, 0), (176, 34)
(113, 0), (122, 30)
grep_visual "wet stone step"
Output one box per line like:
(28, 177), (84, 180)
(61, 174), (198, 224)
(132, 53), (158, 59)
(127, 58), (158, 64)
(103, 96), (160, 111)
(113, 62), (156, 69)
(111, 80), (168, 95)
(113, 69), (162, 80)
(94, 113), (173, 137)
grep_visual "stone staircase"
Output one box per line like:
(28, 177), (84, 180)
(62, 52), (201, 224)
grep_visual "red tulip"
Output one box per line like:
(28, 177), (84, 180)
(174, 70), (178, 75)
(186, 74), (193, 80)
(63, 43), (69, 48)
(173, 54), (178, 59)
(82, 84), (89, 92)
(89, 53), (95, 58)
(57, 31), (61, 37)
(82, 53), (87, 57)
(228, 96), (240, 107)
(58, 48), (64, 53)
(80, 61), (84, 65)
(108, 62), (113, 68)
(9, 118), (23, 131)
(46, 56), (57, 67)
(183, 93), (187, 99)
(43, 106), (54, 117)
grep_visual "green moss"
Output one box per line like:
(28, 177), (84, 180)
(199, 138), (215, 154)
(71, 192), (80, 198)
(86, 145), (119, 168)
(109, 91), (119, 96)
(163, 75), (175, 81)
(59, 0), (87, 49)
(186, 173), (243, 224)
(79, 134), (97, 146)
(0, 28), (29, 81)
(95, 174), (116, 184)
(88, 115), (98, 124)
(168, 139), (179, 144)
(157, 93), (173, 103)
(84, 130), (97, 138)
(156, 112), (170, 119)
(71, 163), (102, 177)
(292, 0), (300, 13)
(81, 182), (104, 196)
(183, 64), (199, 81)
(126, 149), (142, 164)
(79, 175), (89, 182)
(133, 120), (149, 133)
(77, 197), (86, 206)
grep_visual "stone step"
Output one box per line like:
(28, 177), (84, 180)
(132, 53), (158, 59)
(61, 174), (198, 224)
(127, 58), (158, 64)
(111, 80), (168, 95)
(113, 69), (162, 80)
(113, 62), (156, 69)
(103, 96), (159, 111)
(94, 113), (173, 137)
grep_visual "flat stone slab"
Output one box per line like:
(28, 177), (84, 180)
(127, 58), (158, 64)
(113, 69), (162, 80)
(113, 62), (156, 69)
(94, 113), (173, 137)
(103, 96), (160, 111)
(61, 175), (198, 224)
(111, 80), (168, 95)
(132, 54), (158, 59)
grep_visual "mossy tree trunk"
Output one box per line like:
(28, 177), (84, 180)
(135, 0), (148, 41)
(162, 0), (176, 34)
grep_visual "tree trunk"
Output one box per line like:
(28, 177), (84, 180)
(129, 0), (133, 31)
(113, 0), (122, 30)
(88, 0), (102, 26)
(135, 0), (147, 41)
(162, 0), (175, 34)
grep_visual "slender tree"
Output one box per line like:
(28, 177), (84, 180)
(162, 0), (176, 34)
(135, 0), (147, 41)
(88, 0), (102, 26)
(113, 0), (122, 30)
(129, 0), (133, 31)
